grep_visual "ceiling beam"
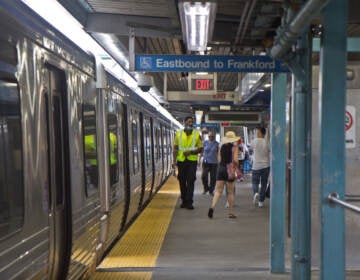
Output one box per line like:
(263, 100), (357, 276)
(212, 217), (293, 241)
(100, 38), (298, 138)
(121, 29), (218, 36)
(86, 13), (181, 38)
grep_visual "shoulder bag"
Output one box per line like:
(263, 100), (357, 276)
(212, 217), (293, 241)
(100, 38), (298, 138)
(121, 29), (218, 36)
(226, 146), (242, 180)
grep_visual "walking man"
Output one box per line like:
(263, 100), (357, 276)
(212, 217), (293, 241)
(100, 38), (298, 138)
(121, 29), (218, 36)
(173, 116), (203, 209)
(250, 126), (270, 208)
(200, 131), (219, 195)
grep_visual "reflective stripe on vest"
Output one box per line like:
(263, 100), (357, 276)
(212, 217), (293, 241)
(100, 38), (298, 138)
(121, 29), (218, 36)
(176, 130), (199, 162)
(178, 130), (196, 151)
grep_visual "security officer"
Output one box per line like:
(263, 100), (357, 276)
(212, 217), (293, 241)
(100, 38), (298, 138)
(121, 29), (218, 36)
(173, 116), (203, 209)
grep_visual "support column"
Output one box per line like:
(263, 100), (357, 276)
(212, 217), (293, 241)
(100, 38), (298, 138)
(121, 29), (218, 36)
(290, 32), (312, 280)
(270, 73), (287, 273)
(319, 0), (347, 279)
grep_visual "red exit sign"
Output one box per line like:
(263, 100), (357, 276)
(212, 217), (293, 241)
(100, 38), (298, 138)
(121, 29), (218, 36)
(191, 78), (214, 91)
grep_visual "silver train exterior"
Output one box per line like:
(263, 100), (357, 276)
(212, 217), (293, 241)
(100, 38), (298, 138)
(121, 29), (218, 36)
(0, 1), (178, 279)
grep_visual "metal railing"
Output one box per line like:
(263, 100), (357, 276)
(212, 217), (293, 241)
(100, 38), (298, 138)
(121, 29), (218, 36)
(327, 193), (360, 214)
(345, 194), (360, 202)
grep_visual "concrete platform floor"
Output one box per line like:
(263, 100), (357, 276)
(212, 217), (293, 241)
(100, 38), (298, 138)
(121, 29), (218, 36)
(151, 170), (360, 280)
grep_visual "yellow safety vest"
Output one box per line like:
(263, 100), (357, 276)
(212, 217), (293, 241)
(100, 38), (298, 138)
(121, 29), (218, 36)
(174, 129), (202, 162)
(84, 134), (97, 166)
(109, 132), (117, 165)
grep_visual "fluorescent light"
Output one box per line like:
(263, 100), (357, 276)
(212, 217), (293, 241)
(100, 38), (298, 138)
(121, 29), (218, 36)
(219, 105), (231, 110)
(195, 110), (203, 124)
(178, 1), (217, 52)
(195, 72), (209, 75)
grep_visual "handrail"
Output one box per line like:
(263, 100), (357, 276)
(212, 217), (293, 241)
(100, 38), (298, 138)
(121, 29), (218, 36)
(345, 194), (360, 202)
(328, 193), (360, 214)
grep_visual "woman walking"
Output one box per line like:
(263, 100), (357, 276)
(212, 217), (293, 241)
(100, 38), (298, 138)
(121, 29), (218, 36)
(208, 131), (240, 219)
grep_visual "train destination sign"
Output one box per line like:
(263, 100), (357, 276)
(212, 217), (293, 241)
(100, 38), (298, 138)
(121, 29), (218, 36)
(135, 55), (288, 72)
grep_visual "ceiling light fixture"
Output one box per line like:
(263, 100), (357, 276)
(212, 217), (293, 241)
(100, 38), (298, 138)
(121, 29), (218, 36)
(178, 1), (217, 52)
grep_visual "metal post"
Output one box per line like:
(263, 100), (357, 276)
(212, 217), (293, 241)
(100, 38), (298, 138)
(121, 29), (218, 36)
(319, 0), (347, 279)
(270, 73), (287, 273)
(129, 28), (135, 71)
(290, 32), (312, 280)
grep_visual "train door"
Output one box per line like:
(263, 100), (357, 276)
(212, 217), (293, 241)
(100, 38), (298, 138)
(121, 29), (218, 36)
(162, 126), (168, 177)
(124, 107), (142, 221)
(138, 112), (146, 209)
(0, 48), (26, 278)
(153, 122), (162, 190)
(149, 118), (156, 195)
(44, 65), (72, 279)
(165, 127), (171, 176)
(121, 103), (130, 229)
(105, 96), (127, 241)
(159, 124), (165, 182)
(143, 116), (154, 201)
(107, 113), (120, 204)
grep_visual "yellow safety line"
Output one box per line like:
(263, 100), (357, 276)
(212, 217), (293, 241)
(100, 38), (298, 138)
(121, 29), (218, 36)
(91, 176), (179, 280)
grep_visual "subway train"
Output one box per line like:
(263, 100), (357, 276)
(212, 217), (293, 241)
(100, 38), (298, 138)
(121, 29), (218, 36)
(0, 2), (179, 279)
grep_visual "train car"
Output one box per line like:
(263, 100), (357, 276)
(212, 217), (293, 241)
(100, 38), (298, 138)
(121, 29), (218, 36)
(0, 1), (179, 279)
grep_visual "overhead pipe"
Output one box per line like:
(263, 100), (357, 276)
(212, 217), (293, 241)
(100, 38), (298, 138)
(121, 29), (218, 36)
(287, 60), (306, 81)
(233, 0), (249, 46)
(270, 0), (329, 60)
(239, 0), (258, 45)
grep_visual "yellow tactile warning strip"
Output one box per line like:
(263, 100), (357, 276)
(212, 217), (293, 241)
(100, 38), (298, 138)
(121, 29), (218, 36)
(90, 176), (179, 280)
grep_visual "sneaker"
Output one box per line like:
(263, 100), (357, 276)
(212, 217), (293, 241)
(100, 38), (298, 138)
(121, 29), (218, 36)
(225, 201), (229, 208)
(253, 193), (259, 206)
(258, 201), (264, 208)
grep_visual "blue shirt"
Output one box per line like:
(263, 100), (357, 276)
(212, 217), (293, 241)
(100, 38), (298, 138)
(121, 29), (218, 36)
(203, 140), (219, 164)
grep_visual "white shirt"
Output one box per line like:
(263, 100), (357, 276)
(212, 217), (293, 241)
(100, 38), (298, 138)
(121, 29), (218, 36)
(250, 138), (270, 170)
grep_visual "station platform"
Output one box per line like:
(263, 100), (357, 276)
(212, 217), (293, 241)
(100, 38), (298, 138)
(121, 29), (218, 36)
(90, 170), (360, 280)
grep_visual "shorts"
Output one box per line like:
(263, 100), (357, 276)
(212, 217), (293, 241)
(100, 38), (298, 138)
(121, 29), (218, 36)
(216, 164), (235, 182)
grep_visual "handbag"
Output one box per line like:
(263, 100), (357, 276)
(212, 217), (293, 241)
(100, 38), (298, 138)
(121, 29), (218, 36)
(226, 161), (242, 180)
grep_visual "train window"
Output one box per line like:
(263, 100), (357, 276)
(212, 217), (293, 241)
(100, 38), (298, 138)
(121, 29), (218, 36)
(131, 112), (140, 173)
(158, 128), (162, 160)
(145, 120), (151, 167)
(154, 127), (159, 162)
(167, 129), (172, 157)
(0, 40), (17, 71)
(52, 96), (64, 205)
(163, 128), (168, 166)
(164, 128), (167, 161)
(0, 78), (24, 239)
(107, 114), (119, 186)
(82, 105), (98, 197)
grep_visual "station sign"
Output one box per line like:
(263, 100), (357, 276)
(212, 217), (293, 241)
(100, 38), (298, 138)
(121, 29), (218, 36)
(135, 55), (289, 72)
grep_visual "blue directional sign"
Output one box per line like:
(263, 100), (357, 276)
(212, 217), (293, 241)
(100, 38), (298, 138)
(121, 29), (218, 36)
(194, 123), (219, 128)
(135, 55), (288, 72)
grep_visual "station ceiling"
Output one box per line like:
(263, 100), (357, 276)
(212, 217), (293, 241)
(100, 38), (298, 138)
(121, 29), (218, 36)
(58, 0), (360, 122)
